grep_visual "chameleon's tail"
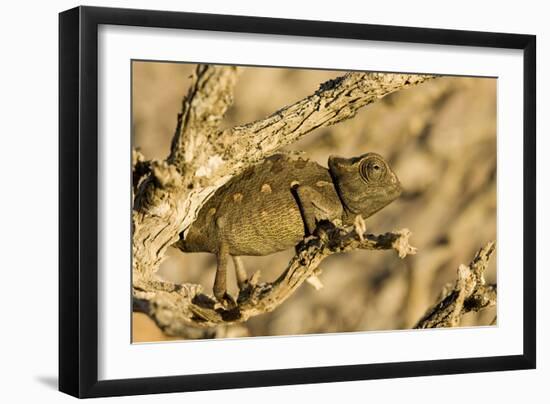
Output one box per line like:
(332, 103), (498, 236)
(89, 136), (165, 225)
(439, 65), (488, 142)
(175, 225), (211, 253)
(173, 235), (188, 252)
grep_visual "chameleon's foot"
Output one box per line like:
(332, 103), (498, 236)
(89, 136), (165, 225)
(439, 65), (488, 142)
(215, 292), (236, 309)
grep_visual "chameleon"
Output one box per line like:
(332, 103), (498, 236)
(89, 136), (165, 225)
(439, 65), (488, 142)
(176, 152), (402, 304)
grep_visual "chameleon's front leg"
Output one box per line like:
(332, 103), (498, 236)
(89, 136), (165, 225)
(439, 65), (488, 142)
(295, 185), (343, 235)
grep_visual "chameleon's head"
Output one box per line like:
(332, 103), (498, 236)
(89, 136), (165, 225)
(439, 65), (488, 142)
(328, 153), (402, 219)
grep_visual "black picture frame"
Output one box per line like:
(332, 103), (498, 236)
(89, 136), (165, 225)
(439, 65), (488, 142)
(59, 5), (536, 398)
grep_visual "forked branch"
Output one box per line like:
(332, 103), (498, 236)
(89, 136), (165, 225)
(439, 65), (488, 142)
(133, 224), (417, 334)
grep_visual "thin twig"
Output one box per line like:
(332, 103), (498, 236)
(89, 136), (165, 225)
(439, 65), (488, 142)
(133, 224), (417, 334)
(415, 241), (496, 329)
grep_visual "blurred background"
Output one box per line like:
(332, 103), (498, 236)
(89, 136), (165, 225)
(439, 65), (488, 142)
(132, 61), (496, 342)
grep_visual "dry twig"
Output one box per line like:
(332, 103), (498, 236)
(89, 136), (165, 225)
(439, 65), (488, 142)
(415, 241), (497, 329)
(134, 224), (417, 334)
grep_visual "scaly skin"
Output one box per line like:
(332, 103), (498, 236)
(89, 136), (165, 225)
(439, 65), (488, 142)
(176, 152), (402, 303)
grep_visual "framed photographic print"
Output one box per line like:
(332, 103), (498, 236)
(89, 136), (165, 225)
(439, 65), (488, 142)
(59, 5), (536, 398)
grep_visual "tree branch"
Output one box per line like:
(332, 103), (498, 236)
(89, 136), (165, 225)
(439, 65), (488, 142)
(223, 73), (433, 161)
(414, 241), (496, 329)
(133, 224), (417, 334)
(169, 65), (241, 170)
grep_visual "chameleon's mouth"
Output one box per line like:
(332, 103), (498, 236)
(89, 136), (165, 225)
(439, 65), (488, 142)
(370, 182), (402, 202)
(390, 174), (403, 198)
(391, 182), (403, 200)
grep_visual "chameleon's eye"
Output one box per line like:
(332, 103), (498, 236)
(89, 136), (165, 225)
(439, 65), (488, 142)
(360, 157), (386, 182)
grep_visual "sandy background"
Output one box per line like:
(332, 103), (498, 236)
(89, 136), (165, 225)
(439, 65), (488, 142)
(131, 61), (496, 341)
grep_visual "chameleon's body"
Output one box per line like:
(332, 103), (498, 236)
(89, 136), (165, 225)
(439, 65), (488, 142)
(177, 152), (402, 303)
(182, 154), (341, 256)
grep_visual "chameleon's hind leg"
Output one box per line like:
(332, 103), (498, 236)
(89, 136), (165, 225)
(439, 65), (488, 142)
(213, 242), (230, 303)
(232, 256), (248, 289)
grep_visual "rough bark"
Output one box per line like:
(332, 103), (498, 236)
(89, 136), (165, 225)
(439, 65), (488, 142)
(132, 64), (434, 334)
(415, 241), (497, 329)
(134, 224), (417, 333)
